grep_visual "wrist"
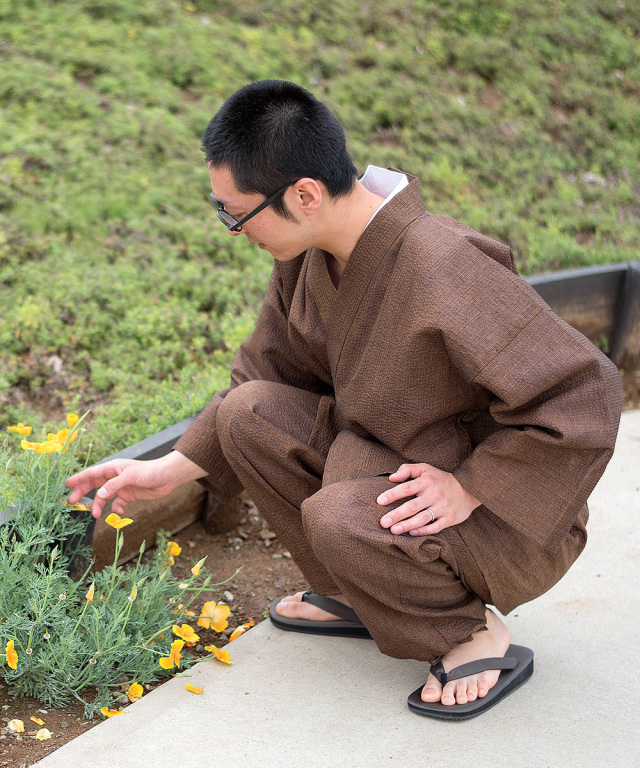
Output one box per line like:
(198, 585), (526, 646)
(158, 450), (208, 486)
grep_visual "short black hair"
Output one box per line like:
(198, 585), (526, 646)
(202, 80), (358, 219)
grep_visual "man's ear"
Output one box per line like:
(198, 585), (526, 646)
(289, 178), (324, 217)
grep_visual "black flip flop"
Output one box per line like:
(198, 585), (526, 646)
(407, 644), (534, 720)
(269, 590), (372, 639)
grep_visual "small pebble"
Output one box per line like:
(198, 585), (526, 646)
(259, 529), (276, 540)
(272, 553), (283, 559)
(223, 591), (234, 602)
(60, 722), (69, 728)
(283, 551), (292, 559)
(230, 538), (243, 549)
(195, 644), (204, 652)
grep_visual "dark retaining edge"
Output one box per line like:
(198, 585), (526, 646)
(525, 261), (639, 368)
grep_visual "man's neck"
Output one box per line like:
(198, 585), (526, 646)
(314, 181), (386, 277)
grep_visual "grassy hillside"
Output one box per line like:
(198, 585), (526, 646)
(0, 0), (638, 455)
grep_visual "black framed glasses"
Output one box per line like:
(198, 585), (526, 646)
(209, 181), (294, 232)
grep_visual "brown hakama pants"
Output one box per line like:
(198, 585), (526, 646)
(216, 380), (588, 664)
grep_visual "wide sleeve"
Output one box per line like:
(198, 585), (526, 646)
(174, 259), (329, 499)
(435, 242), (624, 551)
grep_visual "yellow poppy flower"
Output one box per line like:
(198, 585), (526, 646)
(7, 719), (24, 733)
(5, 639), (18, 670)
(104, 513), (134, 529)
(100, 707), (124, 718)
(172, 624), (200, 644)
(127, 683), (143, 702)
(190, 557), (207, 577)
(7, 422), (32, 435)
(229, 619), (255, 642)
(204, 644), (231, 665)
(185, 684), (204, 694)
(34, 439), (63, 454)
(64, 500), (89, 511)
(164, 541), (181, 558)
(35, 728), (52, 741)
(85, 582), (95, 603)
(197, 601), (230, 632)
(66, 413), (79, 428)
(20, 438), (61, 453)
(159, 639), (184, 670)
(30, 716), (45, 726)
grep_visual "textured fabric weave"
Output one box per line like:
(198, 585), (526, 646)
(175, 172), (622, 552)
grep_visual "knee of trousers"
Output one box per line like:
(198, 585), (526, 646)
(301, 477), (390, 567)
(216, 380), (278, 457)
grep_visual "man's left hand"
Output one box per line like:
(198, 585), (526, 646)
(377, 463), (481, 536)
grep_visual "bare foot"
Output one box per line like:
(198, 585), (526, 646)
(421, 608), (511, 706)
(275, 591), (351, 621)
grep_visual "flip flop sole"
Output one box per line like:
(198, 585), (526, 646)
(407, 644), (534, 720)
(269, 598), (372, 639)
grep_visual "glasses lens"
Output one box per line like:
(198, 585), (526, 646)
(216, 209), (239, 229)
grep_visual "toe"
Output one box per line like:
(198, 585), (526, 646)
(454, 680), (469, 705)
(421, 673), (442, 703)
(466, 677), (478, 702)
(440, 681), (457, 706)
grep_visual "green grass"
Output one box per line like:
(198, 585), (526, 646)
(0, 0), (638, 455)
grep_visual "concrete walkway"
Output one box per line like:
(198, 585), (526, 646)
(36, 410), (640, 768)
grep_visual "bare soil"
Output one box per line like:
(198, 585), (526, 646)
(3, 372), (639, 766)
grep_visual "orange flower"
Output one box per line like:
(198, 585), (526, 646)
(190, 557), (207, 577)
(5, 639), (18, 670)
(100, 707), (124, 718)
(204, 644), (231, 665)
(20, 438), (62, 454)
(229, 619), (255, 642)
(164, 542), (181, 558)
(36, 439), (64, 454)
(172, 624), (200, 646)
(64, 500), (89, 511)
(104, 513), (134, 529)
(197, 601), (230, 632)
(185, 684), (204, 694)
(162, 541), (181, 567)
(7, 422), (32, 435)
(46, 427), (78, 449)
(85, 582), (95, 603)
(30, 716), (45, 726)
(66, 413), (79, 428)
(159, 639), (184, 670)
(127, 683), (143, 702)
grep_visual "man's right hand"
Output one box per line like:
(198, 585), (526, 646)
(65, 451), (208, 519)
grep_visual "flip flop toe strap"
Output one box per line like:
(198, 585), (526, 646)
(430, 656), (519, 686)
(301, 591), (364, 625)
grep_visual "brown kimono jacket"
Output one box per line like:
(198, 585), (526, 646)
(175, 173), (623, 553)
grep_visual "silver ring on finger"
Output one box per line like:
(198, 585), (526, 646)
(427, 507), (436, 523)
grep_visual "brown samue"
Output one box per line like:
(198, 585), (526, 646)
(176, 174), (623, 662)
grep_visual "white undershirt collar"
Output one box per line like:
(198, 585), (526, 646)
(360, 166), (409, 229)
